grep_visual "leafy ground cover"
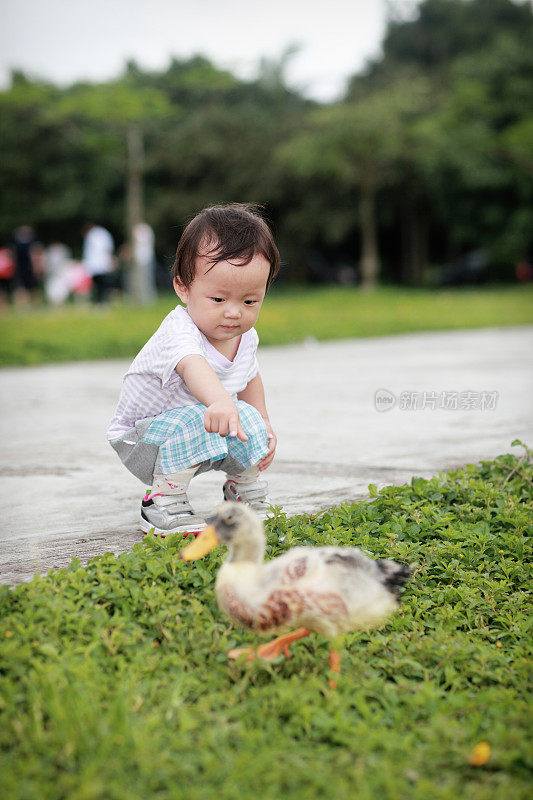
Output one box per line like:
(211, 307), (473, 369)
(0, 445), (531, 799)
(1, 285), (532, 366)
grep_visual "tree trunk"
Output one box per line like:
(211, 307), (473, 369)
(411, 211), (428, 285)
(126, 125), (148, 304)
(401, 195), (429, 285)
(359, 185), (380, 290)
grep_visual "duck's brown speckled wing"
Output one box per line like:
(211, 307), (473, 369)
(219, 582), (349, 635)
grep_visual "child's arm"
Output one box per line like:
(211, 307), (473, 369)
(237, 372), (277, 471)
(176, 355), (248, 441)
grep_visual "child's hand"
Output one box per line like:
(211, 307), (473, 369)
(204, 399), (248, 442)
(258, 421), (277, 471)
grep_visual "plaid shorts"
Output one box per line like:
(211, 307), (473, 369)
(143, 401), (269, 475)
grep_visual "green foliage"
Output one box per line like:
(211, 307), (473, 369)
(501, 116), (533, 176)
(53, 82), (172, 125)
(344, 0), (533, 277)
(0, 447), (531, 798)
(0, 285), (532, 366)
(380, 0), (533, 71)
(279, 77), (432, 189)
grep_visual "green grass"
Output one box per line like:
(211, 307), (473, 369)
(1, 444), (531, 799)
(1, 285), (532, 366)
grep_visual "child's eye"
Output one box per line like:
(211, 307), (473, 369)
(211, 297), (224, 303)
(244, 300), (257, 305)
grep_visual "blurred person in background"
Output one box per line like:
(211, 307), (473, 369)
(132, 221), (157, 304)
(44, 241), (72, 306)
(0, 245), (15, 307)
(67, 261), (93, 300)
(82, 222), (116, 304)
(516, 255), (532, 283)
(11, 225), (43, 305)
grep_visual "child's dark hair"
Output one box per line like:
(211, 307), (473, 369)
(172, 204), (280, 289)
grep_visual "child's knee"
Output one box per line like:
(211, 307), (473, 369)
(236, 400), (268, 436)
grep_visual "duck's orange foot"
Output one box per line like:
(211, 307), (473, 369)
(228, 628), (311, 663)
(228, 647), (257, 662)
(328, 648), (341, 689)
(227, 640), (288, 662)
(256, 638), (291, 660)
(258, 628), (312, 660)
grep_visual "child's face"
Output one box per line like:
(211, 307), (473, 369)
(174, 249), (270, 348)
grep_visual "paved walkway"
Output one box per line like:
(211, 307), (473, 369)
(1, 326), (532, 585)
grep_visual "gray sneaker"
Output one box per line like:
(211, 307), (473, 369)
(222, 478), (272, 519)
(140, 492), (206, 537)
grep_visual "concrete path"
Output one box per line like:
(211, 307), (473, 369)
(1, 326), (532, 586)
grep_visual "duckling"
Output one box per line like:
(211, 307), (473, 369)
(180, 502), (413, 686)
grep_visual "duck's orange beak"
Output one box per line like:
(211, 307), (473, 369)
(180, 525), (219, 560)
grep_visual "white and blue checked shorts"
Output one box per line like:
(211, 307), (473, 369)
(110, 401), (269, 485)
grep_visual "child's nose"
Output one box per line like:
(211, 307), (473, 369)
(224, 304), (241, 318)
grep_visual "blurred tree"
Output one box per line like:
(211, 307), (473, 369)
(0, 77), (72, 239)
(406, 30), (533, 272)
(124, 55), (240, 108)
(52, 81), (172, 302)
(345, 0), (533, 280)
(277, 79), (430, 289)
(135, 50), (308, 271)
(379, 0), (532, 73)
(501, 116), (533, 178)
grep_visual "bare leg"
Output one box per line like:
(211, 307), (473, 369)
(328, 648), (341, 688)
(228, 628), (311, 662)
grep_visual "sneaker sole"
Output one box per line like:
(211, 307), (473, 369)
(139, 518), (204, 538)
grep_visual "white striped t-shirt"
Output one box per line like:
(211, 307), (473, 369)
(107, 305), (259, 440)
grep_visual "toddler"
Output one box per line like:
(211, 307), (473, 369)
(107, 204), (279, 536)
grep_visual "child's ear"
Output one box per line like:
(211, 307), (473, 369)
(174, 277), (188, 303)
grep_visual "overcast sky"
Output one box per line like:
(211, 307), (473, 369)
(0, 0), (421, 101)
